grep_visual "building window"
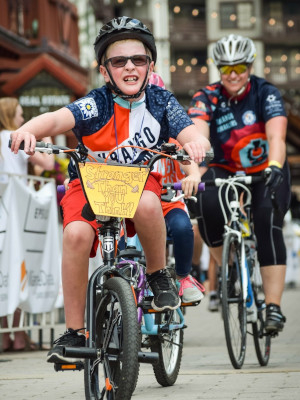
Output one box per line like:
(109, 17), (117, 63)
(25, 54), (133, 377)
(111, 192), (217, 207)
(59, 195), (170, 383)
(265, 47), (300, 85)
(220, 2), (254, 29)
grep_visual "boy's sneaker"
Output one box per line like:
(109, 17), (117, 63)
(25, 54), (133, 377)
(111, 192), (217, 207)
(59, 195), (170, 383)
(146, 269), (181, 311)
(208, 292), (219, 312)
(265, 303), (286, 333)
(178, 275), (205, 303)
(47, 328), (86, 364)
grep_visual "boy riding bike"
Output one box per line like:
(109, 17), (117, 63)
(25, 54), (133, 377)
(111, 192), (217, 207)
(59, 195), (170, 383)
(10, 16), (210, 364)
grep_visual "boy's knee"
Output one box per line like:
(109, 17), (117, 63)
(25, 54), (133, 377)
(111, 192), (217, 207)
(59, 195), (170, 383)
(64, 225), (94, 251)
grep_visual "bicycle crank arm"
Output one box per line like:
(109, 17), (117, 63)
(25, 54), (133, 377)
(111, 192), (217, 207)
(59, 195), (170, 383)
(138, 351), (159, 364)
(63, 346), (98, 359)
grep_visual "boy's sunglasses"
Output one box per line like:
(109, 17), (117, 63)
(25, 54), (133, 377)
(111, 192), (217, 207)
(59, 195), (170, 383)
(219, 64), (248, 75)
(104, 54), (151, 68)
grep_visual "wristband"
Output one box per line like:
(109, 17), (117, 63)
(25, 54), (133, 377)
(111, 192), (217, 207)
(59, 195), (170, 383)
(268, 160), (282, 169)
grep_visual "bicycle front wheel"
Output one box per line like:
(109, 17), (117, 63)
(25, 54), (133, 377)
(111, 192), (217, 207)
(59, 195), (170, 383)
(150, 310), (183, 386)
(221, 232), (247, 369)
(252, 274), (271, 366)
(84, 277), (140, 400)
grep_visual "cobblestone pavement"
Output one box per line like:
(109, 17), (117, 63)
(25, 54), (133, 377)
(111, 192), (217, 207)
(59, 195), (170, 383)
(0, 287), (299, 400)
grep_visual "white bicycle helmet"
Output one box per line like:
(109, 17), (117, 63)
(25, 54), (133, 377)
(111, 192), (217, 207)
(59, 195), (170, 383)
(212, 34), (256, 66)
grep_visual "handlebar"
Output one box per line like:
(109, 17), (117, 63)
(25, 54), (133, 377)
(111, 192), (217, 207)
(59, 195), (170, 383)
(161, 182), (205, 203)
(163, 182), (205, 191)
(9, 140), (214, 169)
(204, 174), (264, 187)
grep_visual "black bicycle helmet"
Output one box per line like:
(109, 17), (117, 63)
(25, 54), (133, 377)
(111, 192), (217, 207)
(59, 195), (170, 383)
(94, 16), (157, 65)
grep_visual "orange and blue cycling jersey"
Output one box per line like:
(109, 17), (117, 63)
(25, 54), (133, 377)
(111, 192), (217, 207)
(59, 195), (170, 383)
(188, 75), (286, 174)
(66, 84), (193, 180)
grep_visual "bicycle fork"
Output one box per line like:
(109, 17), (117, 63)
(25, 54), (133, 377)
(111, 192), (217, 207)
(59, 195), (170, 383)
(240, 238), (257, 323)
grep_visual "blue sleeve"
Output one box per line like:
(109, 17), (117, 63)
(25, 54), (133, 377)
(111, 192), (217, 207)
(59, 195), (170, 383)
(260, 84), (286, 121)
(65, 89), (108, 140)
(164, 94), (194, 138)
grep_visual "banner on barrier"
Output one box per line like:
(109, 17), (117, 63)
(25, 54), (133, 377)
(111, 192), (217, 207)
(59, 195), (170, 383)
(0, 175), (61, 316)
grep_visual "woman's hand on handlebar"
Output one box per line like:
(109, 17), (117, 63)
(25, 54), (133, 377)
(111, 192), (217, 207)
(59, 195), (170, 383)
(10, 131), (36, 155)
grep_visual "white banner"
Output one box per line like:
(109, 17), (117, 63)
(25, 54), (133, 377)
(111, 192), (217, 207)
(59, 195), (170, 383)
(0, 175), (61, 316)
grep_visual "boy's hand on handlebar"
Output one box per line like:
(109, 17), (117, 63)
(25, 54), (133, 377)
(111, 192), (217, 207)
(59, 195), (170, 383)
(181, 173), (201, 198)
(182, 141), (207, 164)
(10, 131), (36, 155)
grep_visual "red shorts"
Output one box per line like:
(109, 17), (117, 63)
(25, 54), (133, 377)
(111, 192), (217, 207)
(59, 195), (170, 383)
(60, 173), (162, 257)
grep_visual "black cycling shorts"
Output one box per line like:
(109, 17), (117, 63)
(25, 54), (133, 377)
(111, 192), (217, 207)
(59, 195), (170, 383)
(195, 163), (291, 267)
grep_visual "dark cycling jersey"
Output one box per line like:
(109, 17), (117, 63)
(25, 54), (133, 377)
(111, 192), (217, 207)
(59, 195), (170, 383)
(66, 85), (193, 180)
(188, 75), (286, 174)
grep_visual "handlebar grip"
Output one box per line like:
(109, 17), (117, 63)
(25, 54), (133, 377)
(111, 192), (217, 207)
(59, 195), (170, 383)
(8, 139), (25, 150)
(57, 185), (66, 195)
(173, 182), (205, 191)
(8, 139), (50, 150)
(203, 149), (214, 164)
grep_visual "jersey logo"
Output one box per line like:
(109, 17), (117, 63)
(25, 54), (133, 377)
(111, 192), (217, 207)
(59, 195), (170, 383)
(242, 110), (256, 126)
(266, 94), (276, 102)
(74, 98), (98, 120)
(232, 135), (269, 169)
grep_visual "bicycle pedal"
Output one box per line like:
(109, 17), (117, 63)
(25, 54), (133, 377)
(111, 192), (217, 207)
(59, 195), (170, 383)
(139, 296), (159, 313)
(181, 300), (201, 307)
(54, 361), (84, 372)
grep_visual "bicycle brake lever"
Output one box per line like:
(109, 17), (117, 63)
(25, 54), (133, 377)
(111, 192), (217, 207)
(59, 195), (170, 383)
(161, 188), (176, 202)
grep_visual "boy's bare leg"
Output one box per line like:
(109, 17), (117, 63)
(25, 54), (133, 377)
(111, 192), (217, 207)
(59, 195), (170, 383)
(62, 221), (95, 331)
(133, 190), (166, 274)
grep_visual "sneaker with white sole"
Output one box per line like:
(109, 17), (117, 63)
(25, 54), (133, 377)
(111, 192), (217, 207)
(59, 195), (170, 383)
(47, 328), (85, 364)
(208, 292), (219, 312)
(265, 303), (286, 333)
(146, 269), (181, 311)
(246, 301), (258, 323)
(178, 275), (205, 303)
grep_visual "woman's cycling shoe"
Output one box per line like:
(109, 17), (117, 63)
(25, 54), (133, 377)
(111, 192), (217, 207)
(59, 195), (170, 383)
(47, 328), (85, 364)
(265, 303), (286, 333)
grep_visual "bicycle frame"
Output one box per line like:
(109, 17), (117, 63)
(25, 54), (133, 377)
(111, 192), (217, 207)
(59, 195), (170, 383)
(217, 175), (257, 309)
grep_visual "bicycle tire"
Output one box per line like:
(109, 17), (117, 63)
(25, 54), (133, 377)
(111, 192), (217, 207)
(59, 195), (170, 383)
(221, 232), (247, 369)
(252, 285), (271, 366)
(150, 310), (183, 386)
(84, 277), (140, 400)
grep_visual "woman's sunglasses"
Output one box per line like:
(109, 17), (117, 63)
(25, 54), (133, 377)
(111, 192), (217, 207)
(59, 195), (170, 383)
(104, 55), (151, 68)
(219, 64), (248, 75)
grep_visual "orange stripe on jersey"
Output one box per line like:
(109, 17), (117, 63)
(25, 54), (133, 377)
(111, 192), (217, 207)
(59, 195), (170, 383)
(82, 104), (130, 151)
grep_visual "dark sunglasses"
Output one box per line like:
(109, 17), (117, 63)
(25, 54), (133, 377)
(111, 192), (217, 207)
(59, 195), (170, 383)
(104, 54), (151, 68)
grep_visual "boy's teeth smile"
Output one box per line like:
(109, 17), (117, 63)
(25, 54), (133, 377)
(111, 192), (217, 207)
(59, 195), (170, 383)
(125, 77), (138, 82)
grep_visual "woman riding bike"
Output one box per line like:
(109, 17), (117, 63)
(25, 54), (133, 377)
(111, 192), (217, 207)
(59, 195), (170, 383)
(188, 34), (291, 334)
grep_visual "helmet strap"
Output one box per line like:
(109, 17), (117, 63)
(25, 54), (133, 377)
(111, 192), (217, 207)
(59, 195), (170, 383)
(105, 64), (151, 100)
